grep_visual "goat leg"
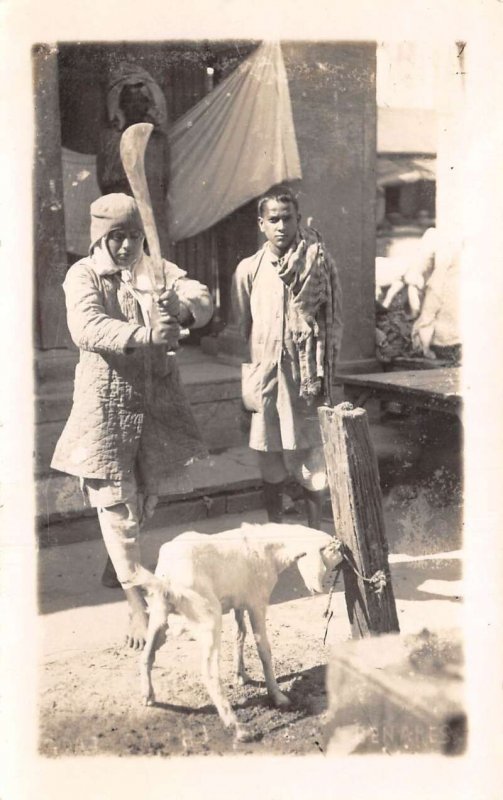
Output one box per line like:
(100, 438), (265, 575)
(140, 597), (168, 706)
(199, 620), (253, 742)
(233, 608), (251, 686)
(248, 607), (290, 708)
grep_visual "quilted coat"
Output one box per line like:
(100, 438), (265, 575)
(51, 256), (212, 481)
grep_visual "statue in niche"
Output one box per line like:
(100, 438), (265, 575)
(97, 62), (171, 256)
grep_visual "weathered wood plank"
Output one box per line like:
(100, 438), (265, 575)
(340, 368), (461, 414)
(341, 368), (461, 399)
(318, 402), (400, 636)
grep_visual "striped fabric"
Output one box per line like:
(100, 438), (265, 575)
(277, 226), (343, 404)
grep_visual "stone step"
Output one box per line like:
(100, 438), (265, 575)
(35, 346), (242, 386)
(35, 349), (79, 384)
(37, 445), (264, 538)
(35, 364), (241, 424)
(33, 350), (432, 542)
(35, 381), (75, 424)
(35, 420), (67, 476)
(36, 417), (422, 540)
(34, 346), (245, 473)
(35, 376), (242, 426)
(35, 395), (246, 477)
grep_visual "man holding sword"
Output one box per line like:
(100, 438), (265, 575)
(51, 192), (213, 649)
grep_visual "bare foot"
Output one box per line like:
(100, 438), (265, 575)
(123, 586), (149, 650)
(125, 608), (148, 650)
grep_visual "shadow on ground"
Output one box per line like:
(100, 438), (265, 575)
(39, 657), (328, 757)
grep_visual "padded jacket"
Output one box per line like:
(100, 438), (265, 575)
(51, 255), (212, 480)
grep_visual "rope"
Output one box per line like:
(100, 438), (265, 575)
(322, 537), (388, 644)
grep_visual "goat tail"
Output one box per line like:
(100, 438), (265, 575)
(130, 564), (166, 596)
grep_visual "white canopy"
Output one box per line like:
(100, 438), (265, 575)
(61, 41), (301, 253)
(167, 41), (301, 242)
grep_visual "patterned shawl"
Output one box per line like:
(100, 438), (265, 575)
(276, 226), (343, 404)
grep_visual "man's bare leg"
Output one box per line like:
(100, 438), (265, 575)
(122, 493), (160, 649)
(97, 500), (149, 649)
(101, 555), (121, 588)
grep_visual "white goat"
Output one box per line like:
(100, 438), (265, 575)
(133, 523), (343, 742)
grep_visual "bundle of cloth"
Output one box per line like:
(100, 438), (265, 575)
(375, 227), (461, 364)
(275, 225), (343, 403)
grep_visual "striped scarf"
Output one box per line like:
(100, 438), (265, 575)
(276, 226), (343, 404)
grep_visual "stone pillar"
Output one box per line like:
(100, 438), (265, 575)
(216, 43), (378, 373)
(282, 41), (378, 374)
(33, 44), (70, 349)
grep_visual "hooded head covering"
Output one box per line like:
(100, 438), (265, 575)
(89, 193), (144, 254)
(107, 62), (168, 132)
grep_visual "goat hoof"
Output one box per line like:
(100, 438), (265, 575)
(272, 692), (290, 708)
(235, 672), (251, 686)
(144, 694), (155, 707)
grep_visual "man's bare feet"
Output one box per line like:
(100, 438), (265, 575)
(124, 587), (149, 650)
(125, 610), (148, 650)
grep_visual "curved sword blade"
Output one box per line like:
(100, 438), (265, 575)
(120, 122), (165, 293)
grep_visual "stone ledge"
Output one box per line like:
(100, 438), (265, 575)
(38, 487), (265, 547)
(35, 418), (420, 535)
(323, 629), (465, 755)
(35, 400), (247, 477)
(36, 445), (263, 535)
(35, 378), (242, 426)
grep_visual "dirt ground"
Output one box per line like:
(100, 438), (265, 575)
(39, 592), (340, 757)
(39, 551), (462, 758)
(38, 501), (462, 756)
(38, 412), (463, 758)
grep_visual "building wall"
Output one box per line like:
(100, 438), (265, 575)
(378, 108), (437, 154)
(35, 41), (377, 367)
(33, 45), (71, 349)
(282, 42), (377, 367)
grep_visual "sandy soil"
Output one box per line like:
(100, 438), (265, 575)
(39, 513), (462, 756)
(39, 591), (340, 757)
(38, 423), (464, 758)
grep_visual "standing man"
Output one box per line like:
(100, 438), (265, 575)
(232, 185), (343, 529)
(51, 193), (213, 649)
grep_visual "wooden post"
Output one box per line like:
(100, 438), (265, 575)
(318, 402), (400, 637)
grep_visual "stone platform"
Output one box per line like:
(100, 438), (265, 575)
(323, 628), (465, 755)
(34, 346), (436, 543)
(35, 345), (255, 535)
(35, 344), (245, 461)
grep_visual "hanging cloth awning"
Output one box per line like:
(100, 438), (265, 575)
(61, 41), (301, 254)
(167, 40), (302, 242)
(377, 156), (436, 188)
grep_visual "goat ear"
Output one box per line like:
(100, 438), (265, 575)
(321, 541), (344, 565)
